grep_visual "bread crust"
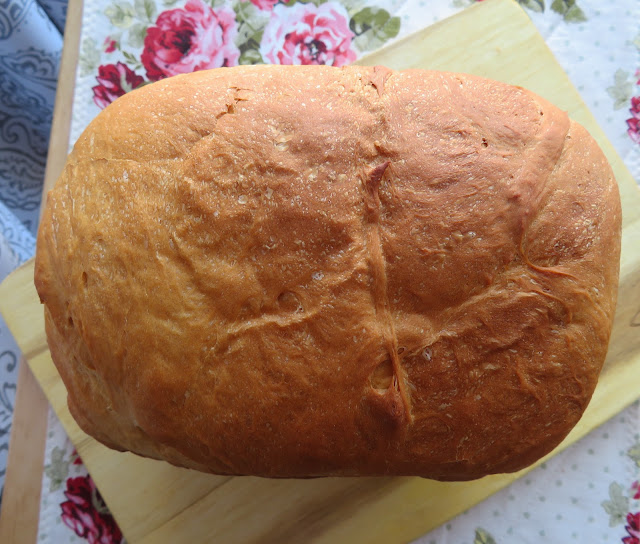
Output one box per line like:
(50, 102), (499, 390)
(34, 65), (622, 480)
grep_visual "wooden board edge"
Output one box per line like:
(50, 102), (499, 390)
(0, 258), (36, 312)
(0, 259), (42, 359)
(0, 361), (48, 544)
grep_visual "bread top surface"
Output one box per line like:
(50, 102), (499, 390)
(35, 65), (621, 480)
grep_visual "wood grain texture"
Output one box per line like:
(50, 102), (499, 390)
(0, 362), (48, 544)
(1, 0), (639, 542)
(0, 1), (83, 542)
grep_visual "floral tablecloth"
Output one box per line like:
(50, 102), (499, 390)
(1, 0), (639, 543)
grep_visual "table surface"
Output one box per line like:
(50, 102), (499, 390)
(1, 1), (639, 543)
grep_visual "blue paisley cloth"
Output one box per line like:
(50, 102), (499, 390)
(0, 0), (67, 504)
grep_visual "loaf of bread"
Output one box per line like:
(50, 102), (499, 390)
(35, 65), (621, 480)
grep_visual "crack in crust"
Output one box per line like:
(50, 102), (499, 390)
(363, 160), (413, 423)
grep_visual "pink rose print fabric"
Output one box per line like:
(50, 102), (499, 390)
(624, 512), (640, 544)
(260, 2), (356, 66)
(141, 0), (239, 81)
(92, 62), (144, 108)
(90, 0), (400, 109)
(61, 475), (123, 544)
(103, 37), (116, 53)
(627, 96), (640, 144)
(247, 0), (289, 12)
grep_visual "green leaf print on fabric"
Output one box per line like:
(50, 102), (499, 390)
(350, 7), (400, 51)
(134, 0), (157, 22)
(607, 69), (634, 110)
(122, 50), (143, 70)
(518, 0), (544, 13)
(239, 48), (264, 64)
(550, 0), (586, 22)
(629, 443), (640, 468)
(128, 22), (148, 48)
(474, 527), (498, 544)
(452, 0), (474, 7)
(234, 1), (268, 53)
(104, 1), (137, 28)
(450, 0), (589, 21)
(44, 446), (71, 492)
(78, 38), (101, 76)
(602, 482), (630, 527)
(286, 0), (329, 7)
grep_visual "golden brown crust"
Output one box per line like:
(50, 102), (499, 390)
(34, 65), (621, 480)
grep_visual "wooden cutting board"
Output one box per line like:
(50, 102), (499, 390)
(1, 0), (639, 542)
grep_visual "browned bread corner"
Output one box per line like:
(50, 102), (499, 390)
(34, 65), (622, 480)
